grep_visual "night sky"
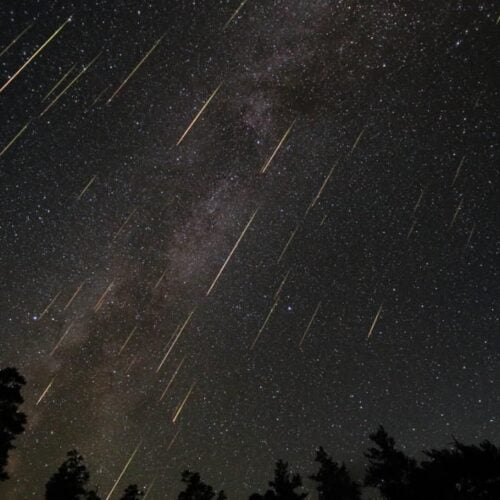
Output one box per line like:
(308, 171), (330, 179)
(0, 1), (498, 498)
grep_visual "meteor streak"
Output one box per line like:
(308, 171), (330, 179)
(77, 175), (97, 200)
(0, 22), (34, 58)
(166, 427), (181, 451)
(153, 268), (167, 290)
(94, 280), (114, 312)
(42, 64), (76, 102)
(251, 297), (279, 350)
(260, 119), (296, 173)
(222, 0), (249, 30)
(143, 477), (156, 500)
(206, 208), (259, 295)
(107, 35), (165, 103)
(452, 156), (465, 186)
(306, 159), (339, 214)
(350, 127), (365, 154)
(118, 326), (137, 355)
(0, 121), (30, 159)
(105, 441), (142, 500)
(0, 18), (71, 93)
(172, 382), (196, 423)
(277, 223), (299, 263)
(299, 301), (321, 347)
(466, 223), (475, 248)
(113, 209), (137, 241)
(367, 304), (383, 339)
(274, 269), (291, 299)
(36, 378), (55, 406)
(177, 83), (223, 146)
(413, 189), (424, 215)
(64, 281), (85, 310)
(39, 290), (61, 319)
(50, 321), (74, 356)
(407, 219), (417, 239)
(450, 198), (463, 228)
(159, 356), (186, 401)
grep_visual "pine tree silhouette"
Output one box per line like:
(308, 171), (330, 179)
(45, 449), (100, 499)
(119, 484), (144, 499)
(310, 446), (361, 500)
(249, 459), (307, 500)
(177, 470), (226, 500)
(0, 367), (27, 481)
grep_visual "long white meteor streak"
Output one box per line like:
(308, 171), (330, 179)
(306, 159), (339, 214)
(222, 0), (249, 30)
(260, 119), (296, 173)
(105, 441), (142, 500)
(36, 378), (55, 406)
(367, 304), (383, 339)
(299, 301), (321, 347)
(0, 121), (30, 159)
(0, 22), (34, 59)
(172, 382), (196, 423)
(50, 321), (74, 356)
(251, 297), (279, 350)
(160, 356), (186, 401)
(206, 208), (259, 295)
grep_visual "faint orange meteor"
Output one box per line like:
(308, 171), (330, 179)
(94, 280), (114, 313)
(118, 326), (137, 355)
(40, 51), (101, 116)
(274, 269), (291, 300)
(36, 377), (55, 406)
(159, 356), (186, 401)
(299, 301), (321, 347)
(50, 321), (74, 356)
(39, 290), (61, 319)
(277, 223), (299, 264)
(251, 297), (279, 350)
(166, 427), (181, 451)
(107, 35), (165, 103)
(0, 22), (34, 59)
(113, 208), (137, 241)
(222, 0), (249, 30)
(42, 64), (76, 102)
(452, 156), (465, 186)
(177, 83), (223, 146)
(367, 304), (383, 339)
(260, 119), (296, 173)
(206, 208), (259, 295)
(0, 18), (71, 94)
(172, 382), (196, 423)
(306, 159), (339, 214)
(64, 281), (85, 310)
(77, 175), (97, 200)
(350, 127), (365, 154)
(105, 441), (142, 500)
(0, 120), (31, 159)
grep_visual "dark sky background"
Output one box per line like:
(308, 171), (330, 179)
(0, 1), (498, 498)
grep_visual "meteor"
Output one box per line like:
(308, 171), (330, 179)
(118, 326), (137, 356)
(42, 64), (76, 102)
(77, 175), (97, 200)
(172, 382), (196, 423)
(466, 223), (475, 248)
(274, 269), (291, 300)
(87, 84), (110, 109)
(153, 268), (167, 290)
(177, 83), (223, 146)
(206, 208), (259, 295)
(0, 121), (30, 159)
(222, 0), (249, 30)
(113, 208), (137, 241)
(260, 119), (296, 173)
(306, 159), (339, 214)
(105, 441), (142, 500)
(0, 22), (34, 59)
(166, 427), (181, 451)
(407, 219), (417, 239)
(350, 127), (365, 154)
(50, 321), (74, 356)
(143, 477), (156, 500)
(159, 356), (186, 401)
(367, 304), (383, 339)
(299, 301), (321, 347)
(1, 18), (71, 93)
(450, 198), (463, 228)
(107, 35), (165, 103)
(39, 290), (61, 319)
(250, 297), (279, 350)
(452, 156), (465, 186)
(277, 223), (299, 264)
(413, 188), (424, 215)
(64, 281), (85, 310)
(94, 280), (114, 313)
(36, 378), (55, 406)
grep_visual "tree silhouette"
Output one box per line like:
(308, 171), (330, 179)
(45, 449), (100, 499)
(119, 484), (144, 499)
(177, 470), (227, 500)
(364, 426), (417, 500)
(310, 446), (361, 500)
(0, 367), (27, 481)
(250, 459), (307, 500)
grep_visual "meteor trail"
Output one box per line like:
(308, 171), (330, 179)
(0, 22), (34, 59)
(466, 223), (475, 248)
(40, 51), (101, 116)
(222, 0), (249, 30)
(42, 64), (76, 102)
(153, 268), (167, 290)
(94, 280), (114, 313)
(36, 378), (55, 406)
(107, 35), (165, 103)
(177, 83), (223, 146)
(367, 304), (383, 339)
(159, 356), (186, 401)
(407, 218), (417, 239)
(39, 290), (61, 320)
(206, 208), (259, 296)
(251, 297), (279, 350)
(274, 269), (291, 300)
(118, 326), (137, 356)
(77, 175), (97, 200)
(413, 188), (424, 215)
(450, 198), (463, 228)
(64, 281), (85, 310)
(452, 156), (465, 186)
(299, 301), (321, 347)
(49, 321), (74, 356)
(113, 208), (137, 241)
(143, 477), (156, 500)
(277, 223), (299, 264)
(172, 382), (196, 423)
(105, 441), (142, 500)
(166, 427), (181, 451)
(87, 84), (111, 109)
(350, 127), (365, 154)
(260, 119), (296, 173)
(306, 159), (339, 214)
(0, 18), (71, 94)
(0, 121), (30, 159)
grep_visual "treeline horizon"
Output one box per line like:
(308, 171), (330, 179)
(1, 367), (499, 499)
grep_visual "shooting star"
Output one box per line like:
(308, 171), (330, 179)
(0, 22), (34, 59)
(77, 175), (97, 200)
(466, 223), (475, 248)
(319, 214), (328, 226)
(118, 326), (137, 356)
(0, 120), (30, 159)
(260, 119), (296, 173)
(36, 378), (55, 406)
(107, 35), (165, 103)
(39, 290), (61, 320)
(159, 356), (186, 401)
(367, 304), (383, 339)
(407, 218), (417, 239)
(450, 198), (463, 228)
(274, 269), (291, 300)
(250, 297), (280, 350)
(166, 427), (182, 452)
(112, 208), (137, 241)
(49, 321), (74, 356)
(42, 64), (76, 102)
(277, 223), (299, 264)
(143, 477), (156, 500)
(306, 159), (339, 214)
(0, 17), (71, 93)
(64, 281), (85, 310)
(177, 83), (223, 146)
(452, 156), (465, 186)
(94, 280), (114, 313)
(413, 188), (424, 215)
(172, 382), (196, 423)
(105, 441), (142, 500)
(87, 84), (111, 110)
(299, 301), (321, 347)
(222, 0), (249, 30)
(350, 127), (365, 154)
(153, 268), (167, 290)
(206, 208), (259, 295)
